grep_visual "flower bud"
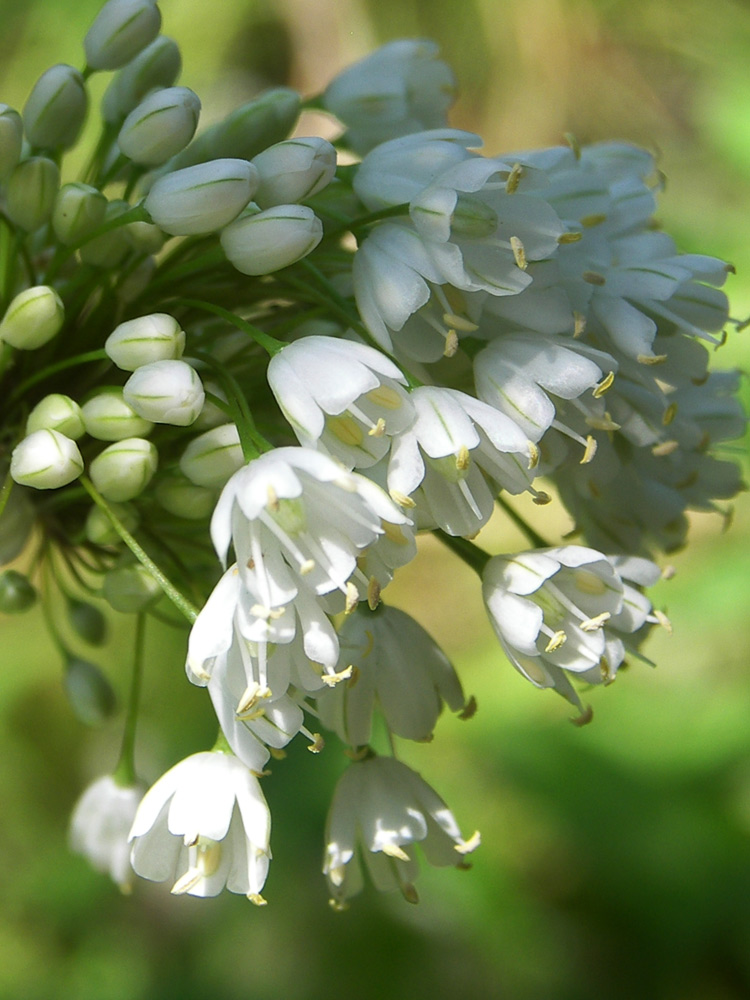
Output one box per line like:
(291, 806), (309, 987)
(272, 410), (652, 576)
(123, 359), (204, 426)
(105, 312), (185, 370)
(102, 560), (161, 612)
(10, 429), (83, 490)
(82, 388), (155, 441)
(101, 35), (182, 124)
(118, 86), (200, 165)
(179, 423), (243, 488)
(155, 474), (216, 519)
(52, 182), (107, 245)
(0, 285), (64, 350)
(169, 87), (300, 169)
(0, 105), (23, 180)
(26, 393), (85, 439)
(192, 381), (226, 430)
(23, 64), (88, 150)
(79, 199), (131, 267)
(221, 203), (323, 275)
(124, 219), (165, 253)
(84, 0), (162, 71)
(252, 137), (337, 208)
(5, 156), (59, 231)
(90, 438), (157, 502)
(0, 570), (37, 613)
(85, 501), (139, 546)
(67, 598), (108, 645)
(64, 657), (117, 726)
(144, 158), (258, 235)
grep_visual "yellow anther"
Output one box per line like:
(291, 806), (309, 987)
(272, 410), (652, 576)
(545, 630), (567, 652)
(564, 132), (581, 159)
(368, 417), (386, 438)
(236, 682), (271, 717)
(459, 695), (478, 720)
(580, 435), (598, 464)
(367, 577), (381, 610)
(345, 581), (359, 614)
(652, 440), (679, 457)
(455, 830), (481, 855)
(580, 213), (607, 228)
(661, 564), (676, 581)
(505, 162), (523, 193)
(443, 329), (459, 357)
(299, 558), (316, 575)
(328, 897), (349, 912)
(558, 231), (583, 244)
(570, 705), (594, 727)
(586, 413), (620, 432)
(580, 611), (611, 632)
(528, 441), (540, 469)
(266, 485), (279, 511)
(389, 488), (416, 509)
(654, 609), (673, 635)
(248, 893), (268, 906)
(307, 733), (325, 754)
(401, 883), (420, 904)
(321, 665), (354, 687)
(347, 664), (361, 687)
(573, 311), (587, 338)
(533, 491), (552, 506)
(268, 747), (287, 761)
(382, 842), (410, 861)
(456, 444), (471, 471)
(593, 371), (615, 397)
(662, 402), (678, 426)
(637, 353), (668, 365)
(510, 235), (527, 270)
(582, 270), (606, 286)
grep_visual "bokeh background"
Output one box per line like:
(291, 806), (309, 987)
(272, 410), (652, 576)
(1, 0), (750, 998)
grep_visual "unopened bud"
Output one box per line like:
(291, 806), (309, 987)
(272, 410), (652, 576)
(144, 158), (258, 236)
(53, 182), (107, 245)
(106, 313), (185, 370)
(252, 137), (337, 208)
(123, 359), (204, 426)
(179, 423), (244, 488)
(0, 475), (34, 566)
(10, 429), (83, 489)
(101, 35), (182, 124)
(84, 501), (139, 546)
(84, 0), (162, 72)
(0, 285), (64, 350)
(64, 657), (117, 725)
(221, 203), (323, 275)
(102, 560), (161, 612)
(67, 598), (108, 645)
(170, 88), (300, 169)
(26, 393), (85, 439)
(0, 570), (37, 613)
(79, 199), (131, 267)
(125, 220), (165, 253)
(5, 156), (59, 231)
(0, 105), (22, 180)
(23, 64), (87, 150)
(89, 437), (158, 501)
(155, 474), (216, 519)
(118, 86), (200, 165)
(82, 388), (154, 441)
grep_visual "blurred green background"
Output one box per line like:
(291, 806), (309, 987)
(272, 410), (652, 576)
(1, 0), (750, 998)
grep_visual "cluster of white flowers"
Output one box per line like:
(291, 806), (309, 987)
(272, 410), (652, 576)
(0, 0), (744, 910)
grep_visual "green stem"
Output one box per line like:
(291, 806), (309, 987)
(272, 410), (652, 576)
(178, 297), (285, 356)
(0, 469), (13, 520)
(496, 496), (551, 549)
(80, 476), (199, 623)
(114, 612), (146, 786)
(5, 349), (109, 408)
(436, 530), (491, 576)
(190, 349), (267, 460)
(325, 202), (410, 240)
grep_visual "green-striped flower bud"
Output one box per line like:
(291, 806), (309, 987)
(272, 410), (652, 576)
(89, 437), (158, 501)
(101, 35), (181, 124)
(84, 0), (162, 72)
(67, 597), (108, 645)
(5, 156), (59, 231)
(52, 182), (107, 245)
(79, 199), (131, 267)
(84, 501), (139, 546)
(82, 388), (154, 441)
(26, 394), (85, 439)
(10, 429), (84, 490)
(179, 423), (244, 488)
(252, 137), (337, 208)
(0, 285), (64, 350)
(155, 474), (216, 519)
(123, 359), (204, 426)
(144, 157), (258, 235)
(0, 570), (37, 613)
(125, 219), (165, 253)
(64, 657), (117, 726)
(0, 105), (23, 180)
(118, 86), (200, 165)
(23, 64), (87, 150)
(169, 87), (300, 169)
(105, 312), (185, 371)
(221, 203), (323, 275)
(102, 560), (161, 612)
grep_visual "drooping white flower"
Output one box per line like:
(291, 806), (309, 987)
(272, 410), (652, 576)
(267, 335), (414, 468)
(482, 545), (662, 710)
(69, 775), (144, 892)
(317, 604), (467, 745)
(323, 755), (479, 906)
(129, 751), (272, 902)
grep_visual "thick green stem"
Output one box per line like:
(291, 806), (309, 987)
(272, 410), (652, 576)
(436, 530), (491, 576)
(80, 476), (199, 623)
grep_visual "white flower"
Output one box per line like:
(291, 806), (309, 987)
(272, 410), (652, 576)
(129, 751), (271, 901)
(267, 335), (414, 468)
(70, 775), (144, 892)
(251, 137), (337, 208)
(323, 755), (479, 906)
(317, 604), (467, 745)
(482, 545), (661, 710)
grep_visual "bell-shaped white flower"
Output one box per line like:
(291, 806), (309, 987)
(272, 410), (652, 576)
(144, 158), (259, 236)
(323, 41), (456, 155)
(252, 137), (337, 208)
(323, 755), (479, 906)
(482, 545), (662, 710)
(129, 751), (272, 902)
(267, 335), (414, 468)
(70, 775), (144, 892)
(317, 604), (467, 745)
(123, 359), (204, 426)
(388, 386), (534, 536)
(11, 429), (83, 490)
